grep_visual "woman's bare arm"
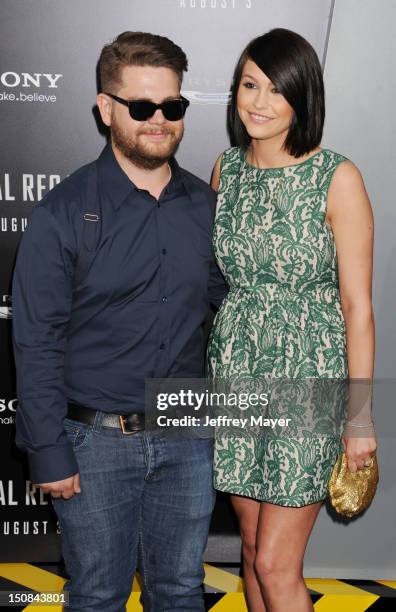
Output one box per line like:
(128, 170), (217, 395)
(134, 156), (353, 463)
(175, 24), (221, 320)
(210, 154), (223, 192)
(327, 160), (377, 471)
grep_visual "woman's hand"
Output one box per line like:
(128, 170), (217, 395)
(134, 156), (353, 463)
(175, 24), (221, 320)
(342, 434), (377, 472)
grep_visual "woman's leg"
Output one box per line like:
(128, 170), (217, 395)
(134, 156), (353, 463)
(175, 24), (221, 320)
(255, 501), (323, 612)
(231, 495), (267, 612)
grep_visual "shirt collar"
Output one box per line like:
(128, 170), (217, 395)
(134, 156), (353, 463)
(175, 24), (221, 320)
(96, 143), (135, 210)
(166, 156), (186, 197)
(96, 142), (187, 210)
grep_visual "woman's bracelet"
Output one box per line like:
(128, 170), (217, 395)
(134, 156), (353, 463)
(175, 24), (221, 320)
(345, 420), (375, 428)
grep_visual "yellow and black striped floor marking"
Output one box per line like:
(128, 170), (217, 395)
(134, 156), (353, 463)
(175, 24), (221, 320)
(0, 563), (395, 610)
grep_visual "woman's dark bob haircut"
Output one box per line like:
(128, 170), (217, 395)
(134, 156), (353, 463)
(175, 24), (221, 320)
(229, 28), (325, 157)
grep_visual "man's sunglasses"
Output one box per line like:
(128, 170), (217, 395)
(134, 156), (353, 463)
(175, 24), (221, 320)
(105, 93), (190, 121)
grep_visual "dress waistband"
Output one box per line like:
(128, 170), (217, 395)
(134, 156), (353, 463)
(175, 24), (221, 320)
(228, 282), (339, 295)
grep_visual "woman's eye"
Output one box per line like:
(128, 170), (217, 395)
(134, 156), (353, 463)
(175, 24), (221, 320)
(243, 81), (256, 89)
(271, 87), (280, 94)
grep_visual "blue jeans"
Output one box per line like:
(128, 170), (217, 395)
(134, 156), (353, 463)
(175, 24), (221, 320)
(52, 412), (215, 611)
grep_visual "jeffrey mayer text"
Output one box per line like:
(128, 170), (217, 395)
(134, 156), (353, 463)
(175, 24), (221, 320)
(157, 415), (291, 428)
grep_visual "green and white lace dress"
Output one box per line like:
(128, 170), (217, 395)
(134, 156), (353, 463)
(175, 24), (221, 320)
(207, 146), (349, 507)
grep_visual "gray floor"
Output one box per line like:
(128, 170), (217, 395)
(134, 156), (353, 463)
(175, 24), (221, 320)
(204, 534), (241, 564)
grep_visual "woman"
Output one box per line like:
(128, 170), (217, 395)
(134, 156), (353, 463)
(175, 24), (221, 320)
(207, 28), (377, 612)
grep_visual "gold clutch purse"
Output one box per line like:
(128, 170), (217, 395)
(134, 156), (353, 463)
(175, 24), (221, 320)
(328, 452), (379, 517)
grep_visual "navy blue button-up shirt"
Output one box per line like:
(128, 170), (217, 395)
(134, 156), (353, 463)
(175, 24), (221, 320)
(12, 144), (227, 483)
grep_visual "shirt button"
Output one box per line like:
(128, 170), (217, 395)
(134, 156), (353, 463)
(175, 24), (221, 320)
(159, 343), (165, 350)
(162, 296), (168, 303)
(162, 248), (167, 255)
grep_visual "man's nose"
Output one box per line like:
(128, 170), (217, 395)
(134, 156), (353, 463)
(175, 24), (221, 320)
(148, 108), (166, 124)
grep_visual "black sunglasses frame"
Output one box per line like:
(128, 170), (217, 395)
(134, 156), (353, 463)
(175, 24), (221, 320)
(105, 93), (190, 121)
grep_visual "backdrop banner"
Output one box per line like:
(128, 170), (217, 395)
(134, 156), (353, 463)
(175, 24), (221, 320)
(4, 0), (375, 568)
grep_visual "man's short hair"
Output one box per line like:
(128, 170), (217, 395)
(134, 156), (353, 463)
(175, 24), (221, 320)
(99, 31), (188, 93)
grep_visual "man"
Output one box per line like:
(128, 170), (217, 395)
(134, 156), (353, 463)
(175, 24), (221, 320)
(12, 31), (227, 611)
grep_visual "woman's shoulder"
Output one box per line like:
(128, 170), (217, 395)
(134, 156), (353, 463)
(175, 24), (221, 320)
(322, 148), (361, 177)
(320, 148), (360, 173)
(221, 145), (242, 158)
(320, 149), (368, 210)
(319, 148), (364, 188)
(211, 147), (243, 192)
(217, 146), (244, 171)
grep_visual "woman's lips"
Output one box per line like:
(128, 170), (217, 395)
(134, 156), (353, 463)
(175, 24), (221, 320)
(248, 112), (274, 124)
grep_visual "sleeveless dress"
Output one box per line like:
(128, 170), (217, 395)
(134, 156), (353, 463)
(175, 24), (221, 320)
(206, 146), (349, 507)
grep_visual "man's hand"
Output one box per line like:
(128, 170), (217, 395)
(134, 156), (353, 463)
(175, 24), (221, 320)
(35, 473), (81, 499)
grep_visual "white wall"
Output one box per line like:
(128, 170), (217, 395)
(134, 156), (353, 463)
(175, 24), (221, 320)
(322, 0), (395, 378)
(305, 0), (396, 579)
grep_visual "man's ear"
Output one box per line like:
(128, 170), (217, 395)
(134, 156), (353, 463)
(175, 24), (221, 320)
(96, 93), (112, 127)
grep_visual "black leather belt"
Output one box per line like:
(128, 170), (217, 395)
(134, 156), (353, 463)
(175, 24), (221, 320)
(66, 403), (145, 435)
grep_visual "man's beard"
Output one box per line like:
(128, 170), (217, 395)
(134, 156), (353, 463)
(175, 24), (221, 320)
(111, 121), (183, 170)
